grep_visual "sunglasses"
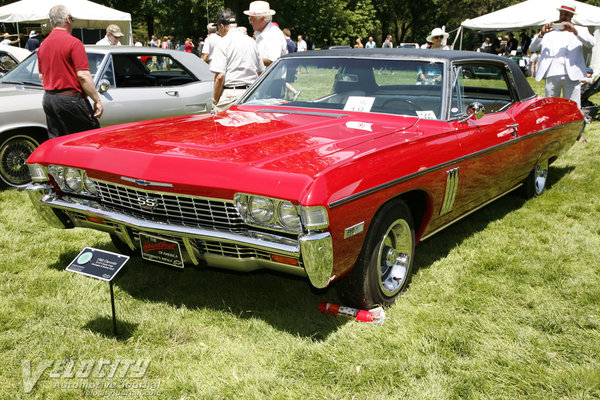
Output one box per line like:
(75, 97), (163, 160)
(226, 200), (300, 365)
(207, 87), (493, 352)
(433, 35), (444, 39)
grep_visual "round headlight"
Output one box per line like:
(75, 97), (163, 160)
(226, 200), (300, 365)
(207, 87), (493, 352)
(250, 196), (274, 224)
(279, 202), (300, 230)
(64, 168), (83, 191)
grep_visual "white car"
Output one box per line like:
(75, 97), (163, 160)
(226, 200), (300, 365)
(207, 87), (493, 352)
(0, 45), (30, 76)
(0, 46), (214, 188)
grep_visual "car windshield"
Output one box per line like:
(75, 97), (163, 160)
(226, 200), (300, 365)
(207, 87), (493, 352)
(240, 57), (445, 119)
(0, 52), (106, 86)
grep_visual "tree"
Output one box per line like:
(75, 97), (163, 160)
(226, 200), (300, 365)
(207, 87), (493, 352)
(0, 0), (569, 48)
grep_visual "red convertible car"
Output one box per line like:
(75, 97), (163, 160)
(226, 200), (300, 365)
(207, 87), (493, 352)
(26, 49), (583, 308)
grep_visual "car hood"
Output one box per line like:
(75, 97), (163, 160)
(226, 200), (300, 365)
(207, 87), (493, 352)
(29, 106), (419, 199)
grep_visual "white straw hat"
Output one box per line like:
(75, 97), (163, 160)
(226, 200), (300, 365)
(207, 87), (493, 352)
(557, 4), (576, 14)
(243, 1), (276, 16)
(426, 27), (449, 43)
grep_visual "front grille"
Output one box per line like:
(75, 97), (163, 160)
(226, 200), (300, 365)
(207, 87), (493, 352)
(198, 239), (271, 260)
(94, 181), (245, 232)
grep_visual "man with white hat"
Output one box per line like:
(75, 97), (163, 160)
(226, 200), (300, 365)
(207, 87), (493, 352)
(529, 3), (594, 108)
(95, 24), (124, 45)
(210, 9), (264, 113)
(244, 1), (286, 67)
(25, 31), (40, 51)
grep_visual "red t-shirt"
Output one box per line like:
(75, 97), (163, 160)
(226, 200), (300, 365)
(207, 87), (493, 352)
(38, 28), (89, 93)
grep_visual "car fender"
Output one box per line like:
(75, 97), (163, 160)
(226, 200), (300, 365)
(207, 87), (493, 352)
(0, 122), (48, 140)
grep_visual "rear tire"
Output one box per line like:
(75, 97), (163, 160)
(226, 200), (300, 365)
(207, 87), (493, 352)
(0, 133), (40, 188)
(336, 200), (415, 309)
(522, 158), (549, 198)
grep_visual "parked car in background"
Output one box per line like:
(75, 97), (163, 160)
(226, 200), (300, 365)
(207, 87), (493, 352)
(461, 64), (503, 79)
(26, 49), (583, 308)
(0, 46), (213, 188)
(0, 45), (30, 76)
(397, 43), (419, 48)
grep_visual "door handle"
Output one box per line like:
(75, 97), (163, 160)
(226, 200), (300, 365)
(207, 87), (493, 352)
(507, 123), (519, 137)
(166, 90), (179, 96)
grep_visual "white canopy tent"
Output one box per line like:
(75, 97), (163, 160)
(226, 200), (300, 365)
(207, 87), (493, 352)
(0, 0), (132, 45)
(459, 0), (600, 74)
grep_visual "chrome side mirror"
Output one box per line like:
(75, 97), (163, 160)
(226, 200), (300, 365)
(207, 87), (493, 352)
(97, 79), (111, 93)
(467, 102), (485, 120)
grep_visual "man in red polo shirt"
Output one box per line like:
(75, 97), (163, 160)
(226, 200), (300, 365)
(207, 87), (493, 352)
(38, 5), (103, 138)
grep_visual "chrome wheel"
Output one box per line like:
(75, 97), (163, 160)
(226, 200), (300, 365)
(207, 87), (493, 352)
(522, 157), (549, 199)
(336, 200), (416, 308)
(534, 159), (549, 196)
(0, 135), (39, 188)
(377, 218), (413, 297)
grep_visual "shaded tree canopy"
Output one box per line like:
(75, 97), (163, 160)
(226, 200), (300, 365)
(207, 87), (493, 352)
(2, 0), (600, 47)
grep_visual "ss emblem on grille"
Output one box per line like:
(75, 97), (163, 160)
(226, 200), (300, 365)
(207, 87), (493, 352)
(138, 196), (159, 211)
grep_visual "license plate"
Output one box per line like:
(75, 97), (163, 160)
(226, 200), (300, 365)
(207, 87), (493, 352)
(139, 233), (184, 268)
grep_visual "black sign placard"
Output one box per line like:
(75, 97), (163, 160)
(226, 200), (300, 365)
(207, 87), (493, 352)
(66, 247), (130, 282)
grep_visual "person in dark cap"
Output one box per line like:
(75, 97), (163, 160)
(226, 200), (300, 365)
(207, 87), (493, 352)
(96, 24), (124, 45)
(210, 9), (264, 112)
(529, 3), (594, 108)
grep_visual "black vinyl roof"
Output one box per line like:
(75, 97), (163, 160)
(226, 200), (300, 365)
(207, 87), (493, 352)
(284, 48), (536, 102)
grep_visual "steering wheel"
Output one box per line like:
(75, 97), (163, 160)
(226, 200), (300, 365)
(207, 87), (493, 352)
(380, 99), (420, 114)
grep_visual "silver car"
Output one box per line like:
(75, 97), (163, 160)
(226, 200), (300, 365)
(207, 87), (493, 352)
(0, 45), (31, 76)
(0, 46), (213, 188)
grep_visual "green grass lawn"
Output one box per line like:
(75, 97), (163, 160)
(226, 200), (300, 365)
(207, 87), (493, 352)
(1, 82), (599, 399)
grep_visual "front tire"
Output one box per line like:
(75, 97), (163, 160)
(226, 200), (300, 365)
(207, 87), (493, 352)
(522, 158), (549, 198)
(336, 200), (415, 309)
(0, 134), (40, 188)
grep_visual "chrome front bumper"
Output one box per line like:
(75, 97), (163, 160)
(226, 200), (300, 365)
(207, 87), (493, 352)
(27, 183), (334, 288)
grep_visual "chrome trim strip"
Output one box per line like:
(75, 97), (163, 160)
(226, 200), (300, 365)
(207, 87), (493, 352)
(329, 120), (581, 208)
(256, 109), (349, 118)
(182, 237), (199, 265)
(121, 176), (173, 187)
(94, 177), (230, 202)
(118, 223), (136, 250)
(440, 167), (459, 216)
(41, 196), (301, 256)
(344, 221), (365, 239)
(420, 183), (523, 241)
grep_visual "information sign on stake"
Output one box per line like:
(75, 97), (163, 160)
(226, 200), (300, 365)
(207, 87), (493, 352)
(67, 247), (130, 337)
